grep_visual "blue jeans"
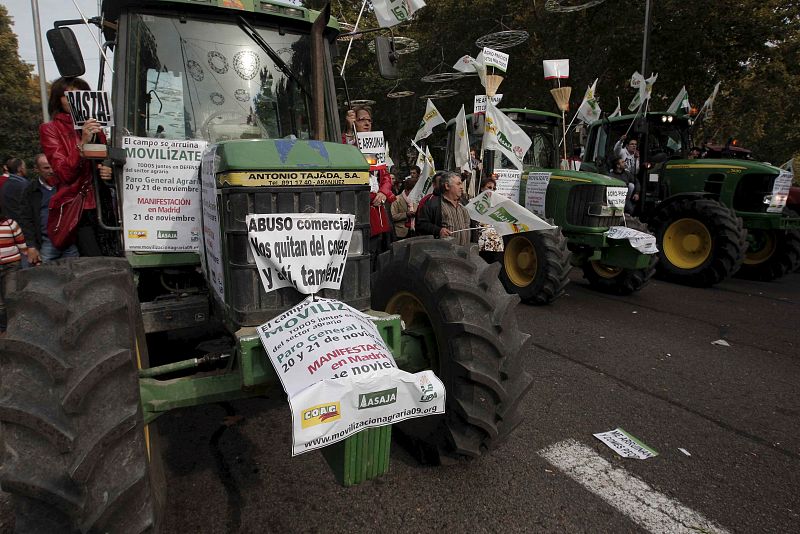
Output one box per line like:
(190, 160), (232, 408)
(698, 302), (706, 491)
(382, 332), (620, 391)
(40, 237), (79, 263)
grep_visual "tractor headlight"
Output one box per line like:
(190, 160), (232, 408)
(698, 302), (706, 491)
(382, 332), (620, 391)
(348, 229), (364, 256)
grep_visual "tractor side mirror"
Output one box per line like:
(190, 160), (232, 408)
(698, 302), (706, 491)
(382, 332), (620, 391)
(46, 27), (86, 77)
(375, 36), (399, 80)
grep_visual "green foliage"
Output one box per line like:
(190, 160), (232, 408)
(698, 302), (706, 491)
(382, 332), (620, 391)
(0, 5), (45, 168)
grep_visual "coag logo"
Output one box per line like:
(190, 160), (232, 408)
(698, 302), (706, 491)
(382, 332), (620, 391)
(358, 388), (397, 410)
(418, 375), (438, 403)
(301, 402), (341, 428)
(157, 230), (178, 240)
(128, 230), (147, 239)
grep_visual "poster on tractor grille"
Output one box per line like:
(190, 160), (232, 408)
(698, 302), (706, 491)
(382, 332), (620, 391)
(494, 169), (522, 201)
(199, 146), (225, 301)
(767, 170), (792, 213)
(122, 136), (206, 252)
(606, 186), (628, 211)
(257, 296), (446, 456)
(246, 213), (354, 294)
(606, 226), (658, 254)
(525, 171), (551, 218)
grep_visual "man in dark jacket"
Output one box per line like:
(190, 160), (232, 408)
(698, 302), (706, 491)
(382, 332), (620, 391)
(18, 154), (79, 265)
(416, 171), (473, 246)
(2, 158), (28, 222)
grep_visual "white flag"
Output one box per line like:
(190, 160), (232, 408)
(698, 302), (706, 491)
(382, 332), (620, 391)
(372, 0), (426, 28)
(414, 99), (445, 142)
(408, 146), (435, 204)
(628, 72), (658, 111)
(701, 82), (720, 118)
(576, 78), (601, 124)
(543, 59), (570, 80)
(667, 86), (690, 114)
(454, 105), (471, 173)
(467, 191), (555, 235)
(610, 97), (622, 118)
(452, 52), (487, 87)
(483, 101), (532, 172)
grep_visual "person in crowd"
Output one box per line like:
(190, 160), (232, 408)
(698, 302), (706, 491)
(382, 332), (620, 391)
(476, 177), (504, 263)
(39, 76), (113, 257)
(417, 171), (473, 246)
(0, 204), (27, 334)
(404, 165), (421, 184)
(416, 170), (445, 214)
(341, 105), (395, 261)
(688, 146), (702, 159)
(18, 154), (79, 266)
(2, 157), (29, 221)
(155, 125), (166, 138)
(469, 147), (483, 178)
(390, 171), (403, 198)
(0, 158), (10, 190)
(607, 156), (639, 214)
(613, 135), (639, 176)
(391, 176), (417, 240)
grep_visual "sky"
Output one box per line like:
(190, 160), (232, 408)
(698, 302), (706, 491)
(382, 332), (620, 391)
(6, 0), (105, 86)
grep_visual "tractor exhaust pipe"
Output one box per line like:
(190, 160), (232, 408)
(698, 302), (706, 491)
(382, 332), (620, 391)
(311, 3), (331, 141)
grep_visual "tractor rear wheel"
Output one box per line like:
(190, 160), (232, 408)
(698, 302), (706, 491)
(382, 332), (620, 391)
(581, 217), (657, 295)
(0, 258), (165, 533)
(649, 198), (747, 287)
(736, 210), (800, 281)
(498, 229), (571, 305)
(372, 238), (533, 463)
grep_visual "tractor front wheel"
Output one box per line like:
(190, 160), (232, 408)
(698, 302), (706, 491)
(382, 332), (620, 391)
(736, 210), (800, 281)
(582, 217), (657, 295)
(498, 229), (571, 305)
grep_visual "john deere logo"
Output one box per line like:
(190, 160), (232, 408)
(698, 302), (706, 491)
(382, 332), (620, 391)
(157, 230), (178, 240)
(301, 402), (341, 428)
(127, 230), (147, 239)
(358, 388), (397, 410)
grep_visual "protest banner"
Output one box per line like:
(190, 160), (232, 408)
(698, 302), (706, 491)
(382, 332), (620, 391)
(606, 186), (628, 211)
(594, 428), (659, 459)
(482, 47), (509, 72)
(414, 99), (445, 142)
(606, 226), (658, 254)
(767, 170), (792, 213)
(356, 131), (387, 192)
(467, 190), (554, 235)
(473, 94), (503, 114)
(494, 168), (522, 201)
(372, 0), (426, 28)
(543, 59), (569, 80)
(247, 213), (354, 294)
(525, 171), (551, 217)
(198, 146), (225, 300)
(122, 136), (206, 252)
(65, 90), (114, 128)
(258, 296), (446, 455)
(484, 101), (532, 171)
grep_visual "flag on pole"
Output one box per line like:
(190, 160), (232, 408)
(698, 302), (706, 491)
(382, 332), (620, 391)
(483, 101), (532, 171)
(667, 86), (690, 114)
(628, 72), (658, 111)
(453, 52), (487, 87)
(576, 78), (601, 124)
(372, 0), (426, 28)
(454, 104), (471, 173)
(610, 97), (622, 118)
(466, 191), (555, 235)
(413, 99), (445, 142)
(408, 146), (435, 204)
(543, 59), (570, 80)
(701, 82), (720, 118)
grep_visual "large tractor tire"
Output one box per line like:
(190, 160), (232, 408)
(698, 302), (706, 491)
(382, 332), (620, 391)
(581, 217), (657, 295)
(0, 258), (165, 533)
(372, 238), (533, 463)
(649, 198), (747, 287)
(736, 209), (800, 281)
(498, 228), (571, 305)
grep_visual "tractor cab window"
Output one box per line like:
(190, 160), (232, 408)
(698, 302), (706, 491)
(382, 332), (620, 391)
(492, 120), (558, 170)
(125, 12), (313, 143)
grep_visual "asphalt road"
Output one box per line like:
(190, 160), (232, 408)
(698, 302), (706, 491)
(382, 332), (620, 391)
(2, 271), (798, 533)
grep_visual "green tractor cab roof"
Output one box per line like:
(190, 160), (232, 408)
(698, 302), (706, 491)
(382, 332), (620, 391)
(214, 138), (369, 173)
(544, 168), (628, 187)
(588, 110), (690, 126)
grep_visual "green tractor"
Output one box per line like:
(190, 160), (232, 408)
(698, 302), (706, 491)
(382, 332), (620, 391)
(0, 2), (533, 531)
(582, 112), (800, 285)
(443, 108), (656, 302)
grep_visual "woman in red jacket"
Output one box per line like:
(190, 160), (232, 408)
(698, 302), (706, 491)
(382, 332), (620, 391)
(342, 105), (395, 262)
(39, 77), (113, 256)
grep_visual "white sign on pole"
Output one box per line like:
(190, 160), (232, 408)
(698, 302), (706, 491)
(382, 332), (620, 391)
(467, 191), (555, 235)
(525, 171), (551, 218)
(473, 94), (503, 114)
(494, 168), (522, 201)
(356, 131), (386, 192)
(542, 59), (570, 80)
(767, 170), (792, 213)
(606, 226), (658, 254)
(199, 146), (225, 301)
(593, 428), (659, 459)
(482, 47), (509, 72)
(247, 213), (354, 294)
(65, 90), (114, 128)
(606, 186), (628, 210)
(257, 296), (446, 455)
(122, 136), (206, 252)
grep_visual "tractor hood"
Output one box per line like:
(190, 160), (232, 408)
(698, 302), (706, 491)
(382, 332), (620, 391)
(525, 167), (628, 188)
(662, 158), (780, 175)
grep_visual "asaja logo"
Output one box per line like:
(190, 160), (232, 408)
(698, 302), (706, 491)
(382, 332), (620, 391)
(301, 402), (341, 428)
(127, 230), (147, 239)
(157, 230), (178, 240)
(358, 388), (397, 410)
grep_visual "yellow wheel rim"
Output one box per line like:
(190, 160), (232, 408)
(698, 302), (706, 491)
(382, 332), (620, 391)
(663, 218), (712, 269)
(591, 261), (623, 279)
(504, 235), (538, 287)
(744, 231), (776, 265)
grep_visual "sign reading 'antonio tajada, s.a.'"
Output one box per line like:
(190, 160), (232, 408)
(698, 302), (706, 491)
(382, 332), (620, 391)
(220, 170), (369, 187)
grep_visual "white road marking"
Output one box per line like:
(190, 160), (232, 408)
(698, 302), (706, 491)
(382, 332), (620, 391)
(538, 439), (729, 534)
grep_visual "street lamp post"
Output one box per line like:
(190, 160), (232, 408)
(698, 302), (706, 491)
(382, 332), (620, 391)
(31, 0), (49, 122)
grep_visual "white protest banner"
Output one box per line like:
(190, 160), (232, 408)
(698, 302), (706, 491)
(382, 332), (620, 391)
(414, 99), (445, 142)
(667, 86), (690, 114)
(257, 296), (445, 455)
(408, 146), (435, 204)
(484, 101), (532, 172)
(482, 47), (509, 72)
(454, 105), (471, 173)
(606, 226), (658, 254)
(247, 214), (354, 294)
(356, 131), (387, 193)
(593, 428), (659, 459)
(628, 72), (658, 112)
(494, 168), (522, 201)
(606, 186), (628, 211)
(576, 79), (601, 124)
(767, 170), (793, 213)
(65, 90), (114, 128)
(467, 191), (555, 235)
(525, 171), (551, 218)
(543, 59), (569, 80)
(198, 146), (225, 300)
(122, 136), (206, 252)
(473, 94), (503, 114)
(372, 0), (426, 28)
